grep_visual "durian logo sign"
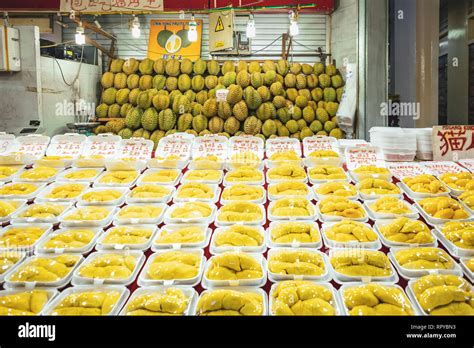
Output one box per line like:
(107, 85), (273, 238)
(148, 19), (202, 61)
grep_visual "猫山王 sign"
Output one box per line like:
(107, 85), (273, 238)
(148, 19), (202, 61)
(433, 125), (474, 161)
(60, 0), (163, 13)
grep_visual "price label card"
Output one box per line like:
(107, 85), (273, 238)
(192, 135), (228, 159)
(303, 136), (338, 155)
(386, 162), (429, 179)
(459, 159), (474, 173)
(158, 137), (192, 158)
(266, 138), (301, 158)
(88, 141), (118, 157)
(215, 89), (229, 102)
(228, 136), (264, 158)
(421, 161), (467, 175)
(345, 145), (384, 170)
(46, 134), (86, 157)
(17, 142), (48, 158)
(119, 139), (153, 161)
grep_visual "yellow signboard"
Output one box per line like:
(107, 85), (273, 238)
(147, 19), (202, 61)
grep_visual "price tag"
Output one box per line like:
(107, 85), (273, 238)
(266, 138), (301, 158)
(17, 142), (48, 158)
(89, 141), (118, 156)
(192, 136), (228, 158)
(303, 136), (338, 155)
(459, 159), (474, 173)
(215, 89), (229, 102)
(119, 139), (153, 161)
(345, 145), (383, 170)
(158, 137), (192, 158)
(48, 141), (83, 156)
(386, 162), (429, 179)
(421, 161), (466, 175)
(229, 136), (263, 154)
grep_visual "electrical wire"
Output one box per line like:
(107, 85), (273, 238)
(51, 44), (85, 87)
(40, 40), (75, 48)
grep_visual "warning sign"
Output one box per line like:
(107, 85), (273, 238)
(215, 16), (225, 32)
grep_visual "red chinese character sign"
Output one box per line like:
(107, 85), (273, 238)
(433, 126), (474, 161)
(60, 0), (163, 13)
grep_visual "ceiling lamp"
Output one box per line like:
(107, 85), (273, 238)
(75, 21), (85, 45)
(188, 15), (197, 42)
(246, 13), (256, 39)
(131, 15), (141, 38)
(289, 11), (299, 37)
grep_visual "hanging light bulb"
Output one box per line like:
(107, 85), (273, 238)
(131, 15), (141, 38)
(188, 15), (197, 42)
(246, 13), (256, 39)
(75, 21), (85, 45)
(289, 11), (299, 37)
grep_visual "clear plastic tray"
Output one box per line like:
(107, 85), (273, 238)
(105, 158), (147, 172)
(321, 221), (382, 250)
(35, 226), (102, 255)
(363, 199), (419, 220)
(373, 219), (438, 248)
(35, 182), (90, 203)
(388, 247), (463, 279)
(357, 190), (402, 201)
(138, 249), (205, 287)
(303, 156), (342, 168)
(397, 181), (450, 200)
(72, 250), (145, 286)
(269, 281), (341, 316)
(147, 157), (189, 170)
(0, 251), (27, 283)
(125, 185), (175, 204)
(0, 223), (53, 253)
(414, 200), (473, 225)
(0, 182), (47, 200)
(12, 202), (73, 224)
(0, 199), (27, 223)
(265, 172), (308, 185)
(329, 249), (399, 284)
(59, 206), (117, 227)
(223, 171), (265, 187)
(201, 253), (267, 289)
(215, 203), (266, 226)
(93, 170), (140, 188)
(267, 248), (332, 283)
(77, 187), (129, 207)
(163, 202), (216, 225)
(432, 227), (474, 258)
(349, 170), (392, 183)
(338, 282), (419, 316)
(137, 168), (182, 186)
(181, 170), (224, 185)
(56, 167), (103, 183)
(307, 168), (351, 185)
(34, 157), (73, 168)
(42, 285), (129, 316)
(0, 165), (25, 183)
(96, 224), (158, 251)
(210, 226), (266, 254)
(13, 167), (63, 184)
(220, 185), (266, 205)
(460, 258), (473, 283)
(189, 157), (225, 170)
(151, 224), (211, 251)
(120, 286), (198, 316)
(113, 203), (166, 225)
(266, 221), (322, 249)
(267, 183), (313, 202)
(267, 199), (316, 222)
(265, 158), (303, 169)
(316, 200), (369, 223)
(173, 184), (221, 204)
(312, 183), (359, 201)
(5, 253), (83, 289)
(193, 287), (268, 316)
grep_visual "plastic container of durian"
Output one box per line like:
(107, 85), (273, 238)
(120, 286), (198, 316)
(113, 203), (166, 225)
(266, 221), (322, 249)
(147, 157), (189, 170)
(312, 183), (359, 201)
(12, 167), (64, 184)
(34, 227), (102, 255)
(363, 199), (419, 220)
(93, 170), (140, 188)
(266, 248), (332, 283)
(321, 221), (382, 250)
(338, 282), (420, 316)
(0, 223), (53, 253)
(414, 200), (473, 225)
(329, 249), (399, 284)
(11, 202), (73, 224)
(210, 226), (266, 254)
(396, 181), (451, 200)
(5, 253), (84, 289)
(56, 167), (104, 183)
(223, 170), (265, 187)
(59, 206), (117, 228)
(357, 187), (403, 201)
(265, 170), (308, 185)
(163, 202), (216, 225)
(137, 168), (182, 186)
(373, 219), (438, 249)
(307, 167), (351, 185)
(0, 199), (27, 223)
(267, 183), (313, 202)
(0, 165), (25, 183)
(76, 187), (129, 207)
(72, 250), (145, 286)
(0, 287), (59, 315)
(151, 224), (211, 251)
(125, 185), (175, 204)
(191, 287), (268, 316)
(41, 285), (130, 316)
(267, 199), (317, 222)
(0, 251), (27, 283)
(215, 203), (266, 227)
(0, 182), (47, 201)
(96, 224), (158, 251)
(459, 258), (474, 283)
(189, 155), (226, 171)
(138, 249), (205, 287)
(348, 169), (392, 183)
(432, 226), (474, 258)
(201, 253), (267, 289)
(35, 182), (90, 203)
(316, 200), (369, 223)
(220, 185), (267, 205)
(268, 281), (341, 316)
(180, 169), (224, 185)
(388, 247), (463, 280)
(173, 184), (221, 204)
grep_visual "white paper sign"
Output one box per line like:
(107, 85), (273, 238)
(266, 138), (301, 158)
(215, 89), (229, 102)
(229, 136), (264, 158)
(421, 161), (467, 175)
(386, 162), (429, 179)
(119, 139), (153, 161)
(192, 135), (228, 158)
(459, 159), (474, 173)
(60, 0), (164, 13)
(303, 136), (338, 155)
(157, 137), (192, 158)
(345, 145), (384, 170)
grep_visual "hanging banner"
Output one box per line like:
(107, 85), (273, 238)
(148, 19), (202, 61)
(60, 0), (163, 13)
(208, 11), (234, 52)
(432, 125), (474, 161)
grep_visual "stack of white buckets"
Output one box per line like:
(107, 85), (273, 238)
(369, 127), (433, 161)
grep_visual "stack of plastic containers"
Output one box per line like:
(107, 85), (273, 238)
(369, 127), (417, 162)
(402, 128), (433, 160)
